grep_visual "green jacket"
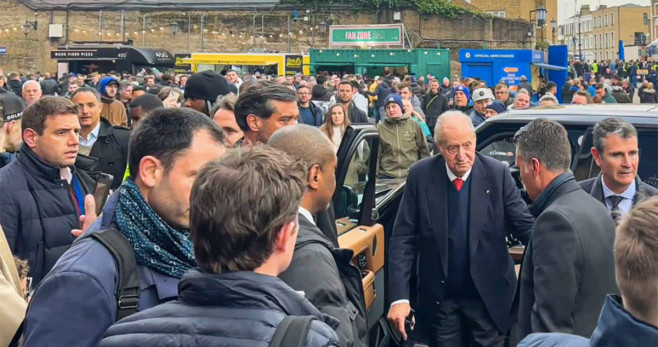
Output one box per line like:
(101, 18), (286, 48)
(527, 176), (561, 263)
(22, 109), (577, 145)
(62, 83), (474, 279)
(377, 114), (430, 178)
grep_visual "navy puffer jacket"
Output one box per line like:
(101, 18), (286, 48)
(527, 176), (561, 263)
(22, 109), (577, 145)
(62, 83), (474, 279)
(0, 145), (96, 285)
(99, 270), (340, 347)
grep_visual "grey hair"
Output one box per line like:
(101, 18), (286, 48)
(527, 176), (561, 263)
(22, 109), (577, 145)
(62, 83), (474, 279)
(514, 89), (529, 101)
(433, 111), (475, 144)
(593, 117), (638, 153)
(22, 80), (41, 92)
(514, 118), (571, 172)
(538, 93), (558, 105)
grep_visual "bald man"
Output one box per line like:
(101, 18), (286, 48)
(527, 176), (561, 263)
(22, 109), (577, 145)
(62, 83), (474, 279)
(270, 124), (368, 347)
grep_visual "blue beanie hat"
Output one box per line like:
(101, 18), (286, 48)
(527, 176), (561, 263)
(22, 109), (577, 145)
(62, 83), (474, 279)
(486, 100), (507, 114)
(384, 93), (404, 110)
(453, 85), (470, 100)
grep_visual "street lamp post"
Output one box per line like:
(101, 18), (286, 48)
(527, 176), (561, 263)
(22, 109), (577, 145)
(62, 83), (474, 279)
(551, 19), (557, 44)
(529, 5), (547, 50)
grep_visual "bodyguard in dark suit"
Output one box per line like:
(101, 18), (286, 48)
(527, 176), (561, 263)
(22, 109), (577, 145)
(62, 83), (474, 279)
(270, 124), (368, 347)
(512, 119), (618, 344)
(387, 111), (535, 347)
(579, 118), (658, 223)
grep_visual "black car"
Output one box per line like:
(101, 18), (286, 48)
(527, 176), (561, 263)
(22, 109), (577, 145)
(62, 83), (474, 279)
(331, 104), (658, 345)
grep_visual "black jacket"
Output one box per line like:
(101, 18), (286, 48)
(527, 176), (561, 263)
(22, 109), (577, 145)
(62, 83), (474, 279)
(422, 92), (449, 130)
(99, 270), (340, 347)
(388, 154), (535, 334)
(579, 174), (658, 208)
(280, 213), (368, 347)
(561, 84), (574, 104)
(88, 118), (130, 189)
(8, 79), (22, 96)
(639, 89), (658, 103)
(298, 101), (324, 127)
(346, 102), (368, 124)
(514, 176), (618, 344)
(40, 79), (59, 95)
(0, 146), (97, 285)
(610, 88), (632, 103)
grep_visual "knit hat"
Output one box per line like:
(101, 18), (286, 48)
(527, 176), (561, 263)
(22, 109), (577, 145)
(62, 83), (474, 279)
(486, 100), (507, 114)
(183, 71), (230, 102)
(384, 93), (404, 110)
(453, 85), (470, 100)
(0, 94), (25, 123)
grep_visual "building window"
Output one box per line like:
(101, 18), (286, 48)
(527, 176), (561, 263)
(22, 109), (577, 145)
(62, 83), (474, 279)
(611, 13), (614, 26)
(604, 33), (608, 48)
(486, 11), (505, 18)
(611, 32), (614, 48)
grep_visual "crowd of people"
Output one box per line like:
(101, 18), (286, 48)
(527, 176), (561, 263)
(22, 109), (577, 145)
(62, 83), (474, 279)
(0, 64), (656, 347)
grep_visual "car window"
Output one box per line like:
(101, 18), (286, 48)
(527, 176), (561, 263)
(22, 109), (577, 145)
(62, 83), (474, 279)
(334, 138), (372, 226)
(479, 136), (516, 167)
(638, 131), (657, 188)
(478, 126), (587, 171)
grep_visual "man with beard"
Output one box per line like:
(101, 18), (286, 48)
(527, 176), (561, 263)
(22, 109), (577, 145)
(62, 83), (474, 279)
(422, 79), (449, 137)
(234, 80), (299, 146)
(297, 85), (323, 126)
(98, 77), (128, 127)
(337, 81), (368, 124)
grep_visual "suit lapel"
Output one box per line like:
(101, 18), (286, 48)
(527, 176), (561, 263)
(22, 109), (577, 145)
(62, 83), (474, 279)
(590, 174), (605, 203)
(468, 155), (492, 258)
(428, 157), (450, 277)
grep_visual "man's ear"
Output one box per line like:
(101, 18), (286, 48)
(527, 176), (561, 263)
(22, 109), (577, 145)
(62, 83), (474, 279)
(137, 155), (163, 188)
(274, 220), (297, 253)
(22, 128), (38, 150)
(307, 164), (321, 190)
(530, 157), (542, 178)
(591, 147), (603, 167)
(246, 114), (262, 132)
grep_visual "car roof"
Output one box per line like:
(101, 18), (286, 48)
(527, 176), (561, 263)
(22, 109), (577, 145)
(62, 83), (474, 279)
(486, 104), (658, 127)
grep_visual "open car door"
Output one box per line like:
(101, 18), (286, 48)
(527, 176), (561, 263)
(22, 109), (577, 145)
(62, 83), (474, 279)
(333, 124), (387, 340)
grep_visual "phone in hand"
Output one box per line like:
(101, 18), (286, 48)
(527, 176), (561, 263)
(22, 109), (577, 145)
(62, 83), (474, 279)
(93, 173), (113, 215)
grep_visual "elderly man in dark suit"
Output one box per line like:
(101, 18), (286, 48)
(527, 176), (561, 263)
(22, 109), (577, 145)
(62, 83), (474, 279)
(580, 118), (658, 223)
(512, 119), (618, 345)
(387, 111), (535, 347)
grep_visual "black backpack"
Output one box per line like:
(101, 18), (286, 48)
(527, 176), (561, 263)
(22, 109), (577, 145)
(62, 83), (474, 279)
(270, 315), (316, 347)
(90, 228), (141, 321)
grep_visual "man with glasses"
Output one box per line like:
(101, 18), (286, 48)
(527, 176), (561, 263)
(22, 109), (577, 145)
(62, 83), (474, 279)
(297, 85), (323, 126)
(494, 84), (513, 107)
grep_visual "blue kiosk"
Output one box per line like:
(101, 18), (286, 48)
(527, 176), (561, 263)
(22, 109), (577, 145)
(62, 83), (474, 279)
(459, 48), (568, 102)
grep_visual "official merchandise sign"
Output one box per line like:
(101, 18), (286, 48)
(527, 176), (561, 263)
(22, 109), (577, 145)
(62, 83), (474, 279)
(329, 24), (403, 47)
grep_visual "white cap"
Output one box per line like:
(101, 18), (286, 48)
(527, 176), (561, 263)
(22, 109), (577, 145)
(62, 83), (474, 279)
(472, 88), (494, 102)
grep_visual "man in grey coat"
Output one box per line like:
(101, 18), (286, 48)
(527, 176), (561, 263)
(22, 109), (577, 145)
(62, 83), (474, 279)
(512, 118), (618, 345)
(579, 118), (658, 223)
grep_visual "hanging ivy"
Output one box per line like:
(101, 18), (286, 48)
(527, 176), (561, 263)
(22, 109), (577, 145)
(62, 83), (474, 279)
(281, 0), (481, 19)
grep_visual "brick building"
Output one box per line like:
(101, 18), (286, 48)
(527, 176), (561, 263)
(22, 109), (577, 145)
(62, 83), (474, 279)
(591, 3), (650, 61)
(467, 0), (558, 45)
(559, 5), (594, 62)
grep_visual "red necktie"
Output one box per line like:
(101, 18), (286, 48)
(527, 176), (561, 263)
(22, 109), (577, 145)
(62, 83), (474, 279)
(453, 178), (464, 191)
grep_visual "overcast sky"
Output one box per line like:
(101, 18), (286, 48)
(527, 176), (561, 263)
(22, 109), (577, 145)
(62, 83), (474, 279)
(558, 0), (651, 23)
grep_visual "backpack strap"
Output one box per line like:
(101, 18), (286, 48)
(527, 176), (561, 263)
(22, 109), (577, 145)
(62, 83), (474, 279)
(270, 316), (315, 347)
(90, 228), (140, 321)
